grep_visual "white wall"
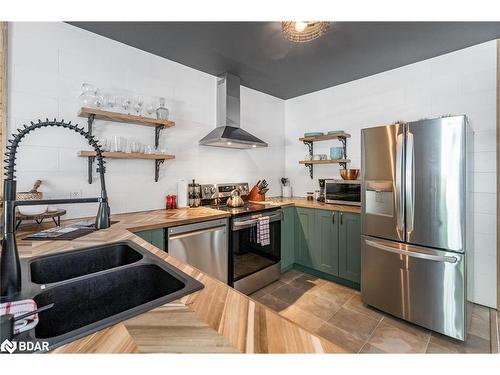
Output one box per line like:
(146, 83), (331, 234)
(7, 22), (285, 219)
(284, 41), (498, 308)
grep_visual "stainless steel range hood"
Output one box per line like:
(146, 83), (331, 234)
(199, 73), (268, 149)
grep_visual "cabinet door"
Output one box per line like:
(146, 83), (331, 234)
(294, 208), (315, 267)
(135, 230), (152, 243)
(150, 228), (165, 250)
(313, 209), (339, 276)
(135, 229), (165, 251)
(281, 207), (295, 271)
(339, 212), (361, 283)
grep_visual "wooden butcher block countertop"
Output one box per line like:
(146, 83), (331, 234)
(255, 197), (361, 214)
(15, 206), (347, 354)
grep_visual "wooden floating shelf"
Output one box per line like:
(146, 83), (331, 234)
(299, 159), (351, 165)
(299, 132), (350, 142)
(79, 151), (175, 161)
(78, 107), (175, 128)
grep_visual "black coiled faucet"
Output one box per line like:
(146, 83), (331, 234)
(1, 119), (111, 299)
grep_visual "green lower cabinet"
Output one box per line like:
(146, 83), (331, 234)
(284, 206), (361, 286)
(313, 209), (339, 276)
(338, 212), (361, 283)
(280, 207), (295, 271)
(294, 207), (316, 267)
(135, 228), (165, 251)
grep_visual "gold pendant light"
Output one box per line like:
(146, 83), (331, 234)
(281, 21), (330, 42)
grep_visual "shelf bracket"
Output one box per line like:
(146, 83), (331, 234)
(303, 140), (313, 159)
(87, 114), (95, 137)
(302, 141), (314, 179)
(338, 136), (348, 169)
(338, 136), (347, 158)
(305, 163), (314, 179)
(155, 159), (165, 182)
(87, 156), (95, 184)
(155, 125), (164, 149)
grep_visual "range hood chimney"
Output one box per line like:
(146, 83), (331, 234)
(199, 73), (268, 149)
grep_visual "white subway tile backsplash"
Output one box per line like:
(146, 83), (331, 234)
(473, 151), (496, 172)
(473, 192), (497, 214)
(474, 232), (497, 257)
(473, 172), (496, 193)
(15, 145), (60, 172)
(469, 270), (497, 307)
(474, 130), (496, 152)
(474, 213), (496, 235)
(460, 68), (496, 94)
(8, 91), (59, 120)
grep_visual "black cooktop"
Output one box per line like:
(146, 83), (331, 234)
(210, 203), (279, 216)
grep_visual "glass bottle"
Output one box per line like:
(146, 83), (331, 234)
(156, 97), (169, 120)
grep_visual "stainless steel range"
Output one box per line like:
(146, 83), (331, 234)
(201, 183), (282, 295)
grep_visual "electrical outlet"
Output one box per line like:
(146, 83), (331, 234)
(69, 190), (83, 200)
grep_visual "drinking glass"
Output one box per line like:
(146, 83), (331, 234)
(100, 138), (111, 152)
(112, 136), (122, 152)
(130, 140), (142, 153)
(145, 102), (155, 117)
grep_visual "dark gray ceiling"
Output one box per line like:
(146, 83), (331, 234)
(69, 22), (500, 99)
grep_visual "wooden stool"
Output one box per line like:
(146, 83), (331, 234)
(15, 209), (67, 230)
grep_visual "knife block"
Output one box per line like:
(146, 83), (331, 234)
(248, 185), (265, 201)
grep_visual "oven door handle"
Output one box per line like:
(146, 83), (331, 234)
(233, 212), (282, 228)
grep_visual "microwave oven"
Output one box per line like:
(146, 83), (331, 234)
(325, 179), (361, 206)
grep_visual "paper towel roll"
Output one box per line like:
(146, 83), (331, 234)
(177, 179), (188, 208)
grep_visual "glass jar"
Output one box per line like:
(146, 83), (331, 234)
(307, 192), (314, 201)
(156, 97), (169, 120)
(78, 83), (98, 108)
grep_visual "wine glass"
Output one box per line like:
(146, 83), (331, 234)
(121, 96), (131, 114)
(95, 90), (104, 108)
(133, 95), (144, 115)
(105, 94), (117, 110)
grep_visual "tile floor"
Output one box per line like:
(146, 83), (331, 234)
(250, 270), (495, 353)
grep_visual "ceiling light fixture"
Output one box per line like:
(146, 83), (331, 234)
(281, 21), (330, 43)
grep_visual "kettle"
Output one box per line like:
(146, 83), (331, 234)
(227, 189), (244, 207)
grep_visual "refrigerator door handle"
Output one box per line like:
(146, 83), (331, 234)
(365, 239), (458, 263)
(405, 131), (415, 235)
(395, 132), (405, 233)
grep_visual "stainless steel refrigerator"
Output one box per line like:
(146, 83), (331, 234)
(361, 115), (473, 341)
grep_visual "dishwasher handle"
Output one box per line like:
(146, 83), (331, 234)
(168, 225), (226, 241)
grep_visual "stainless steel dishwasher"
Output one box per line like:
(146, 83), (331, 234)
(167, 218), (228, 283)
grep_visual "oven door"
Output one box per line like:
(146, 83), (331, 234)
(230, 210), (281, 285)
(325, 181), (361, 205)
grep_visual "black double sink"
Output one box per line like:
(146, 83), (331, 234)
(9, 241), (204, 352)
